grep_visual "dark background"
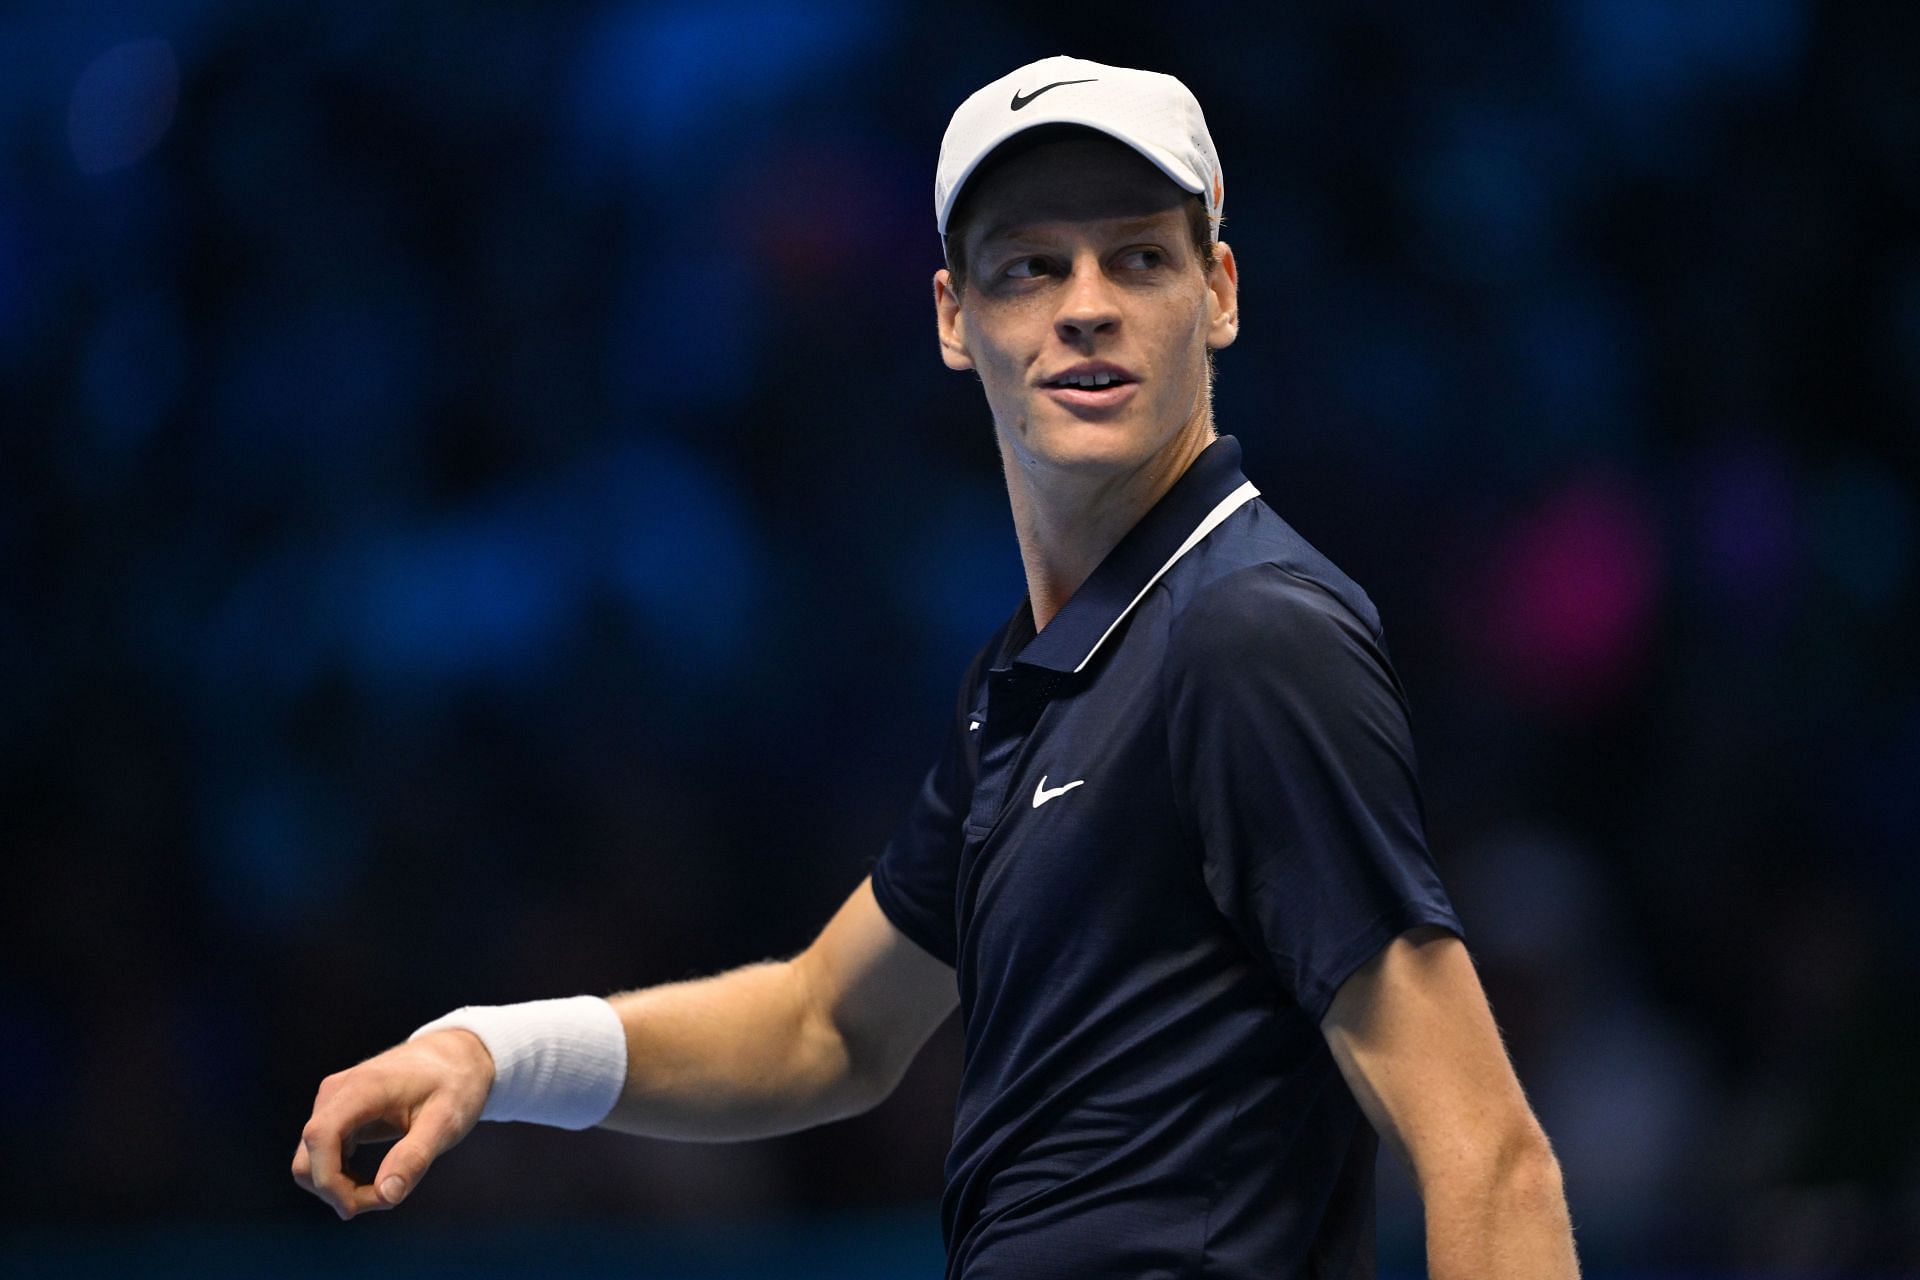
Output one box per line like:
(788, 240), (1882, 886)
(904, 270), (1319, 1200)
(4, 1), (1917, 1275)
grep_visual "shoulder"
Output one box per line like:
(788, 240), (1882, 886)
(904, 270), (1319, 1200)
(1165, 560), (1383, 679)
(1154, 511), (1418, 736)
(1159, 496), (1383, 652)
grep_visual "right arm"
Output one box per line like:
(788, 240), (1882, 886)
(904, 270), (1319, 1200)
(293, 875), (955, 1217)
(600, 874), (957, 1140)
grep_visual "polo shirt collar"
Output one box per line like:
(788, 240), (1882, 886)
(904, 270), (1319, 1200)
(1000, 433), (1261, 677)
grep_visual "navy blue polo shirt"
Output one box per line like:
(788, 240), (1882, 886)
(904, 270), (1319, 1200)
(869, 433), (1464, 1279)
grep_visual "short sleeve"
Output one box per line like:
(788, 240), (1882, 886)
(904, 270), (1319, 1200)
(868, 653), (986, 969)
(1164, 563), (1464, 1024)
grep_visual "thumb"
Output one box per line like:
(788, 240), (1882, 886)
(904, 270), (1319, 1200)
(373, 1099), (463, 1206)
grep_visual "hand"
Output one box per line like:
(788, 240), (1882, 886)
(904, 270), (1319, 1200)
(291, 1028), (495, 1219)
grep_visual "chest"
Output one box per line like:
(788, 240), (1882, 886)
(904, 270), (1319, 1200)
(952, 626), (1215, 998)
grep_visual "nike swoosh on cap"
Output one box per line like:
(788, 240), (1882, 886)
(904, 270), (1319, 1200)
(1010, 79), (1097, 110)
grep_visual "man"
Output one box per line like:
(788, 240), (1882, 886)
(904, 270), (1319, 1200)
(293, 55), (1581, 1278)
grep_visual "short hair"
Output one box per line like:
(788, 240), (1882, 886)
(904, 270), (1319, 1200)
(941, 123), (1217, 303)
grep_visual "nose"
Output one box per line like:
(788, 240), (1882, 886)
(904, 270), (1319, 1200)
(1053, 252), (1120, 345)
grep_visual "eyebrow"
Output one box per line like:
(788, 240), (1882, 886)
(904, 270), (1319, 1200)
(975, 213), (1179, 249)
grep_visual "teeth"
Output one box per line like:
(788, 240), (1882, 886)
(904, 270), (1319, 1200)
(1063, 372), (1117, 387)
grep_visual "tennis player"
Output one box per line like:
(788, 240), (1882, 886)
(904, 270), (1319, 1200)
(294, 55), (1580, 1278)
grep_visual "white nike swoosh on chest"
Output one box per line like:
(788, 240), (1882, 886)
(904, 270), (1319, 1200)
(1031, 775), (1086, 807)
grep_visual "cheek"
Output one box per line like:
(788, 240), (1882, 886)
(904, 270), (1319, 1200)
(1174, 303), (1212, 380)
(965, 344), (1026, 424)
(961, 321), (1027, 395)
(1142, 311), (1205, 398)
(974, 347), (1019, 400)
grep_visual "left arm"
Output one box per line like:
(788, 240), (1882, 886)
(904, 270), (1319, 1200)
(1322, 925), (1581, 1278)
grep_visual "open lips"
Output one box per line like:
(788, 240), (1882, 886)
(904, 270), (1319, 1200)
(1040, 362), (1137, 388)
(1041, 362), (1140, 409)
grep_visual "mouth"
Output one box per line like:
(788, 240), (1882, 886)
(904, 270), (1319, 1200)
(1038, 364), (1140, 413)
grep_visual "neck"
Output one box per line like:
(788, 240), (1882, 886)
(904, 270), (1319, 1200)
(1001, 413), (1217, 633)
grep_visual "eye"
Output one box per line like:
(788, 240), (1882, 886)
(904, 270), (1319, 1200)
(1002, 255), (1052, 279)
(1121, 247), (1166, 269)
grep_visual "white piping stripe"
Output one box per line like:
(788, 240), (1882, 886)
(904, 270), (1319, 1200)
(1072, 479), (1261, 674)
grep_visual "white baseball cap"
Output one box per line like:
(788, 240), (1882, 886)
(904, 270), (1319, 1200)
(935, 55), (1224, 245)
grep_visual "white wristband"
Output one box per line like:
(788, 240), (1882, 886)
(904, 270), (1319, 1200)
(408, 995), (628, 1130)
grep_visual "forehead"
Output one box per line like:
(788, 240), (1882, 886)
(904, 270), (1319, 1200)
(962, 133), (1188, 247)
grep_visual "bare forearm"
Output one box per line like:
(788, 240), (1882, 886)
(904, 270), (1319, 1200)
(597, 959), (868, 1141)
(1425, 1145), (1581, 1279)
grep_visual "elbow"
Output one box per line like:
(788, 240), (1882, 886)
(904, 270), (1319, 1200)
(1420, 1124), (1579, 1280)
(787, 960), (894, 1123)
(843, 1059), (901, 1117)
(835, 1024), (916, 1117)
(1504, 1133), (1567, 1216)
(1483, 1123), (1568, 1222)
(1424, 1120), (1566, 1215)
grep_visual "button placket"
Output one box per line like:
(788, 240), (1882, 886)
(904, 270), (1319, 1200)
(963, 667), (1060, 837)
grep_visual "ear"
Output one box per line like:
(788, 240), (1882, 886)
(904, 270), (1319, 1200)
(1204, 241), (1239, 351)
(934, 267), (974, 372)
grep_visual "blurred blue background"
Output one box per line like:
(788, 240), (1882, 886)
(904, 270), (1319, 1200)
(3, 0), (1917, 1275)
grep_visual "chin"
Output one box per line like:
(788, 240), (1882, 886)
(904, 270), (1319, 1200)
(1017, 414), (1163, 472)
